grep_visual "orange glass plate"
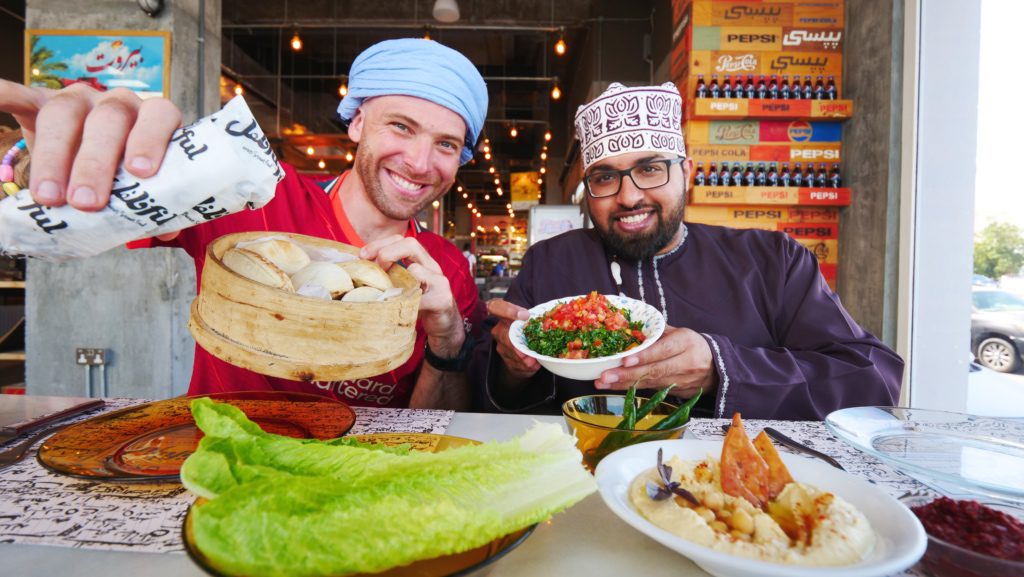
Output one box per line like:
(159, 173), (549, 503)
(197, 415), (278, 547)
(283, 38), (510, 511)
(37, 391), (356, 481)
(182, 432), (536, 577)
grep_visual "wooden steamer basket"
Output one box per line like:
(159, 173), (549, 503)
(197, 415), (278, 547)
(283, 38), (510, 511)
(188, 232), (422, 381)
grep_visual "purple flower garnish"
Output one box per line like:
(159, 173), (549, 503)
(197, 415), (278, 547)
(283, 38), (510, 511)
(646, 448), (699, 506)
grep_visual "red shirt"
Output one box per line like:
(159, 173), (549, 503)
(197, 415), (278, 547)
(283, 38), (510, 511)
(131, 164), (480, 407)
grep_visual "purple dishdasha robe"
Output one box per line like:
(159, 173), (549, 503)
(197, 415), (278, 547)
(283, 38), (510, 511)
(470, 224), (903, 420)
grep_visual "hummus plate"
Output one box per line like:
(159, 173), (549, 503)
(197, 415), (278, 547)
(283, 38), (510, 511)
(595, 440), (926, 577)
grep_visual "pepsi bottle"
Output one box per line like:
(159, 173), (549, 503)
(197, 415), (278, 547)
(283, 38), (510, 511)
(792, 162), (804, 187)
(695, 75), (707, 99)
(744, 75), (756, 99)
(708, 161), (719, 186)
(826, 75), (838, 100)
(743, 162), (756, 186)
(732, 162), (744, 186)
(755, 162), (767, 186)
(814, 75), (826, 100)
(816, 163), (829, 187)
(804, 162), (817, 186)
(780, 75), (791, 100)
(829, 163), (842, 188)
(722, 75), (733, 99)
(780, 163), (792, 187)
(768, 75), (780, 100)
(719, 162), (732, 186)
(709, 75), (721, 99)
(767, 162), (779, 187)
(694, 161), (706, 186)
(756, 75), (768, 99)
(802, 76), (814, 100)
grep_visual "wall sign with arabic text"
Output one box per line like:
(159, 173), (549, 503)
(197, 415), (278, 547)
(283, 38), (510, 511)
(24, 29), (171, 99)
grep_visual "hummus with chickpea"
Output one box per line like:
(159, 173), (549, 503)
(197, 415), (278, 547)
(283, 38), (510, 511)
(628, 415), (876, 566)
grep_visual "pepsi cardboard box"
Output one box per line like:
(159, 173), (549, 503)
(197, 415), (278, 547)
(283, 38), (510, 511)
(686, 119), (842, 144)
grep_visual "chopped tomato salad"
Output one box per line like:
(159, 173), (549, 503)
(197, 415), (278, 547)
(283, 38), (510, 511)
(523, 292), (646, 359)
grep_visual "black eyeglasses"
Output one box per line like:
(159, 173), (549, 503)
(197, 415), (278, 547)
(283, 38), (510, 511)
(583, 157), (686, 198)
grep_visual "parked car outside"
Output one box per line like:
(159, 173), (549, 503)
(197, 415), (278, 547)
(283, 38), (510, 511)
(971, 287), (1024, 373)
(973, 273), (999, 287)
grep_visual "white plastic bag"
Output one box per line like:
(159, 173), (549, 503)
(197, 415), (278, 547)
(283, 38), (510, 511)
(0, 96), (282, 261)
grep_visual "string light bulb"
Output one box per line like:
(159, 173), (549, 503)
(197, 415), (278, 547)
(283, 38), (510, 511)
(317, 159), (326, 169)
(541, 152), (547, 160)
(345, 151), (354, 162)
(484, 194), (491, 201)
(551, 82), (561, 100)
(457, 185), (463, 192)
(496, 187), (503, 195)
(233, 84), (244, 96)
(305, 145), (315, 156)
(423, 27), (431, 40)
(555, 28), (567, 56)
(462, 192), (468, 199)
(467, 203), (473, 209)
(510, 125), (518, 138)
(432, 200), (440, 209)
(544, 131), (552, 142)
(488, 166), (495, 174)
(484, 152), (491, 160)
(290, 31), (303, 51)
(338, 82), (348, 97)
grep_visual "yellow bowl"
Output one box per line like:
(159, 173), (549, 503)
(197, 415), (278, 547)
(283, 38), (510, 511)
(562, 394), (688, 473)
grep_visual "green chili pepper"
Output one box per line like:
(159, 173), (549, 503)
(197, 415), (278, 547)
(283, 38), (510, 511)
(633, 384), (677, 422)
(649, 389), (703, 431)
(621, 385), (637, 430)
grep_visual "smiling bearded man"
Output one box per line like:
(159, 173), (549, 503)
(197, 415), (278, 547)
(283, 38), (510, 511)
(472, 82), (904, 421)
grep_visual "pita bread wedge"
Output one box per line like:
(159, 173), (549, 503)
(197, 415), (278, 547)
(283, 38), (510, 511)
(222, 248), (294, 291)
(340, 286), (384, 302)
(291, 262), (354, 299)
(337, 259), (393, 290)
(245, 238), (311, 275)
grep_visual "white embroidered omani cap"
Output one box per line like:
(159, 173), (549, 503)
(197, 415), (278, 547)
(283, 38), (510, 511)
(573, 82), (685, 172)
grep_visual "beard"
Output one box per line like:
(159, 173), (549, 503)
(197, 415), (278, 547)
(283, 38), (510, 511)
(354, 147), (444, 221)
(593, 198), (685, 261)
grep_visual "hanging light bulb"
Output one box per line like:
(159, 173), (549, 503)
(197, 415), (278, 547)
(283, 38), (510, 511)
(423, 27), (432, 40)
(290, 31), (303, 51)
(494, 178), (500, 185)
(551, 82), (562, 101)
(305, 145), (315, 156)
(541, 152), (548, 160)
(467, 202), (474, 209)
(483, 144), (490, 153)
(234, 84), (244, 96)
(488, 166), (495, 174)
(540, 167), (547, 174)
(470, 231), (476, 238)
(537, 178), (543, 184)
(506, 203), (512, 209)
(484, 152), (491, 160)
(457, 185), (463, 192)
(338, 82), (348, 97)
(484, 194), (491, 201)
(555, 28), (567, 56)
(317, 159), (326, 170)
(496, 187), (503, 195)
(544, 131), (552, 142)
(462, 192), (468, 199)
(345, 151), (354, 162)
(510, 125), (518, 138)
(432, 200), (440, 209)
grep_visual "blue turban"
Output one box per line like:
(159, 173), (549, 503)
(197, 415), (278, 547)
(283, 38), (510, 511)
(337, 38), (488, 165)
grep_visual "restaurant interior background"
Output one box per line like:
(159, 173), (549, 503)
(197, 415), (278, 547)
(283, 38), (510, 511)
(0, 0), (1017, 417)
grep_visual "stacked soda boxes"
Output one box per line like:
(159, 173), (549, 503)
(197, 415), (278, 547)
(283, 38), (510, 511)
(671, 0), (848, 289)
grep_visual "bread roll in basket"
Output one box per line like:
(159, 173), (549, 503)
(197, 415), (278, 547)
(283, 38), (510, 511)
(188, 232), (422, 381)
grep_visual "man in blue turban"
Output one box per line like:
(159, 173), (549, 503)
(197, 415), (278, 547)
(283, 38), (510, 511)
(0, 38), (489, 410)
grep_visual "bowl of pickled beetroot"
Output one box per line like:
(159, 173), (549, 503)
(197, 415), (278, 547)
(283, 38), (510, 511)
(900, 495), (1023, 577)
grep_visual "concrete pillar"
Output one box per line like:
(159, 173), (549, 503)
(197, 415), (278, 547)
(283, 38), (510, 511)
(840, 0), (903, 342)
(25, 0), (222, 398)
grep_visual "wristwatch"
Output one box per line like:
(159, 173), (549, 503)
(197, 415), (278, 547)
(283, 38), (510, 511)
(424, 332), (476, 372)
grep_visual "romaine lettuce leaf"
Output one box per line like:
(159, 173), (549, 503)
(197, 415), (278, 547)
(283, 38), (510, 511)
(182, 398), (596, 576)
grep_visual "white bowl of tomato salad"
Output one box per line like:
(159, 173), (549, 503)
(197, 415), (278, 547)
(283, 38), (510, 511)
(508, 292), (666, 381)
